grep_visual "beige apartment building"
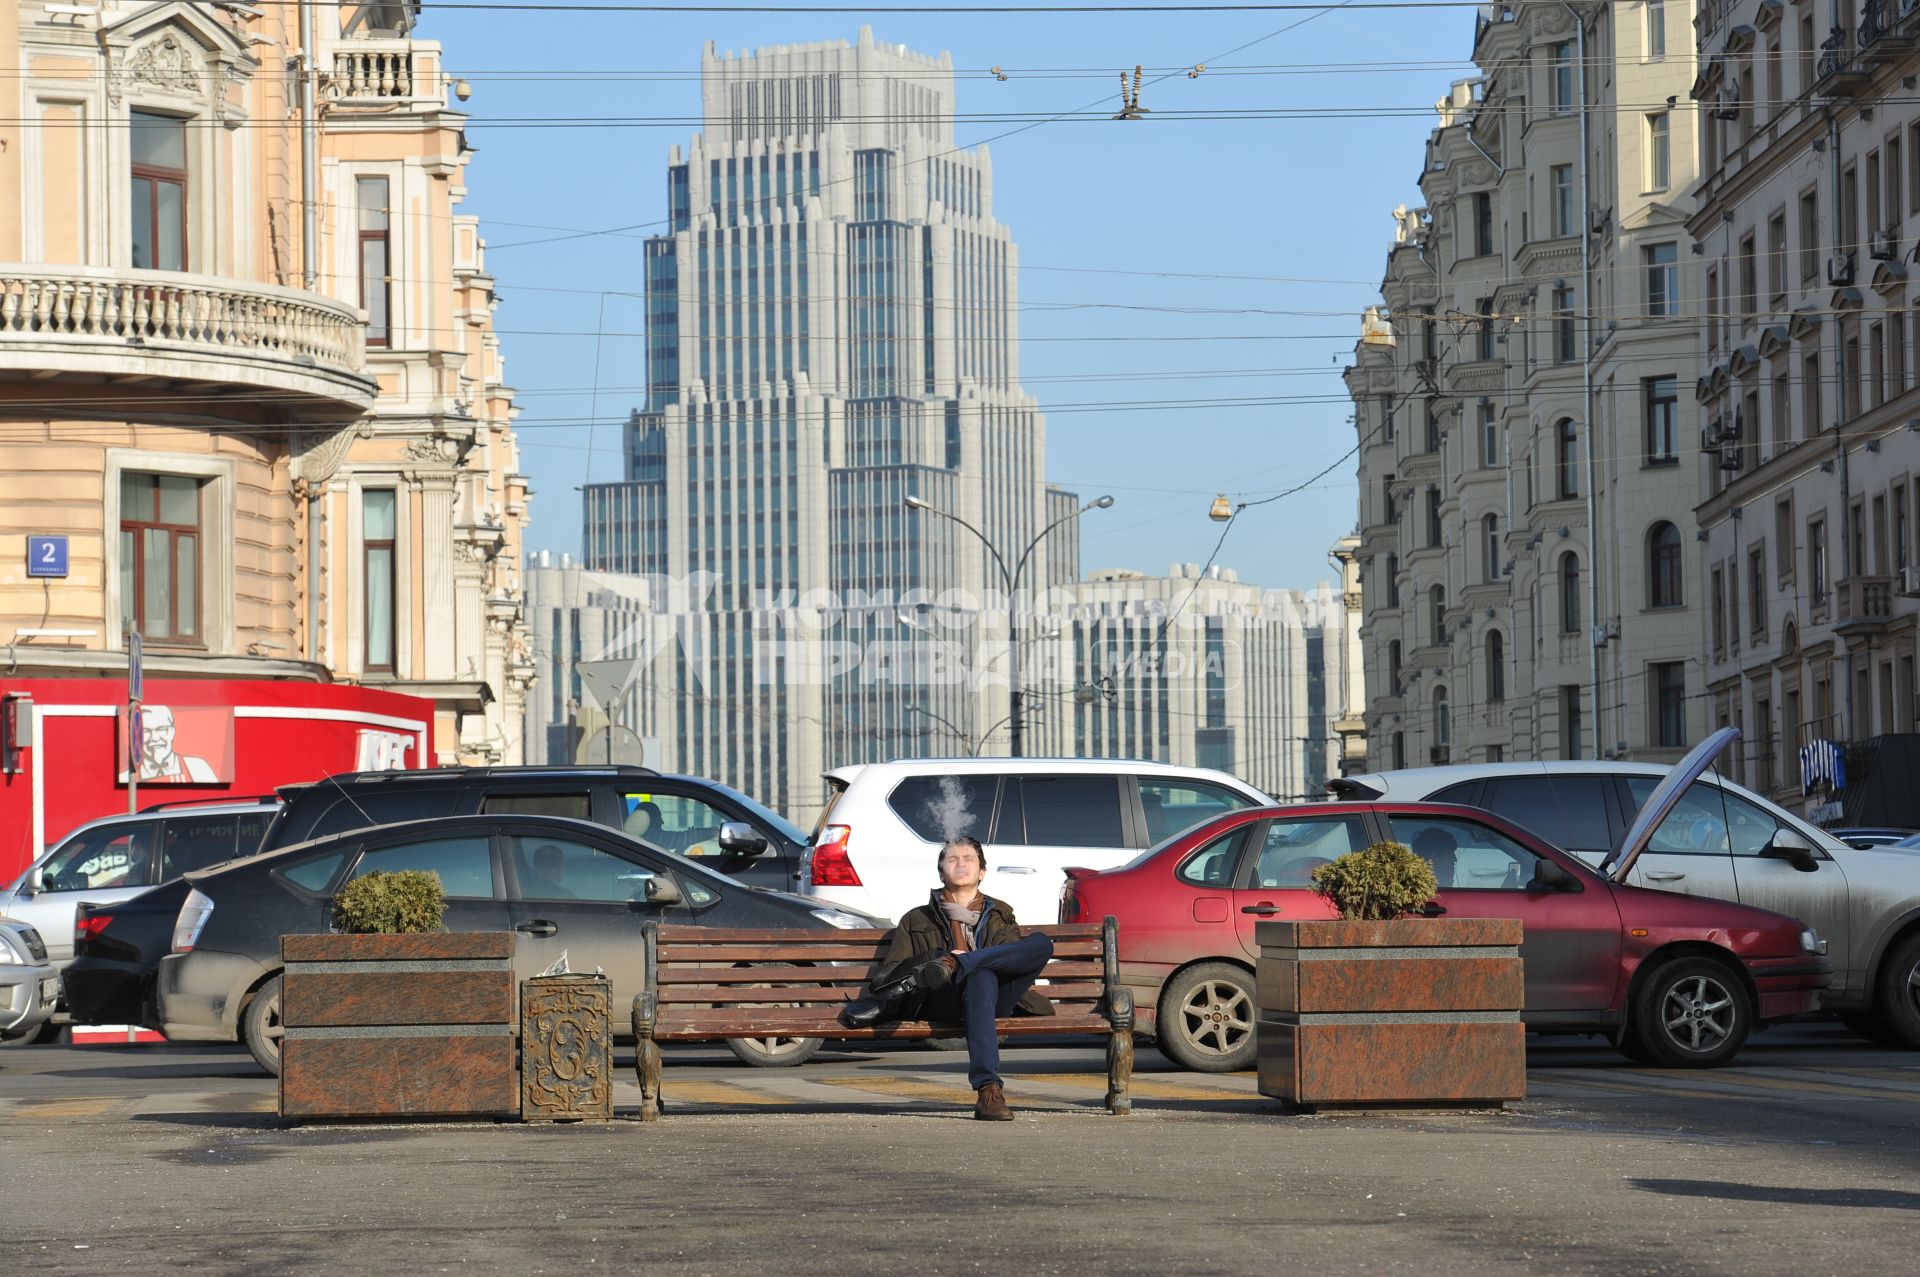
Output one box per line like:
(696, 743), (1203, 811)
(1349, 1), (1707, 772)
(1691, 1), (1920, 823)
(0, 1), (530, 764)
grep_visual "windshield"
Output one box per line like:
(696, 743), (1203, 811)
(705, 781), (810, 847)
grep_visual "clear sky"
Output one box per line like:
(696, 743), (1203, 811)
(428, 0), (1472, 592)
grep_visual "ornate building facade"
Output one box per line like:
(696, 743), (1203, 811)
(0, 0), (530, 765)
(1349, 2), (1707, 772)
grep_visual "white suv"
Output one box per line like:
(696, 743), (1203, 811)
(802, 759), (1273, 924)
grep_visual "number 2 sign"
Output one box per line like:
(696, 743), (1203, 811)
(26, 536), (68, 579)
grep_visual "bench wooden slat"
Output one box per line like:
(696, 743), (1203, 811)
(653, 1012), (1116, 1040)
(656, 982), (1112, 1005)
(655, 940), (1106, 961)
(653, 964), (1097, 985)
(655, 924), (1103, 943)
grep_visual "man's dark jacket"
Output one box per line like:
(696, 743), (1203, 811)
(865, 891), (1054, 1021)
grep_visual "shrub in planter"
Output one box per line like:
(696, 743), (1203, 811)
(332, 870), (446, 935)
(1259, 841), (1523, 1110)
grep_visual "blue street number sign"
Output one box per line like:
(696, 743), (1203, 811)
(27, 536), (68, 579)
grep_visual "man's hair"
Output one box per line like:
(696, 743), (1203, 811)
(941, 835), (987, 872)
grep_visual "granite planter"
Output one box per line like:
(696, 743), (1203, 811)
(520, 974), (614, 1122)
(1255, 918), (1525, 1111)
(279, 931), (519, 1121)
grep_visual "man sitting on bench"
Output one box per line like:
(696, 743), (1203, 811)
(839, 836), (1054, 1120)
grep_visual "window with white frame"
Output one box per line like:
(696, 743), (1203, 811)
(120, 473), (201, 643)
(363, 489), (397, 672)
(358, 177), (392, 346)
(130, 111), (188, 271)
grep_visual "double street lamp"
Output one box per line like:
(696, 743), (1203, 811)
(903, 491), (1115, 757)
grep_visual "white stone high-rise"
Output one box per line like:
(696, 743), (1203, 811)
(579, 30), (1072, 814)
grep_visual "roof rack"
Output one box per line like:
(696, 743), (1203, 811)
(277, 763), (659, 792)
(137, 794), (281, 814)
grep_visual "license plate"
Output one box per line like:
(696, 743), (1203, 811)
(39, 978), (57, 1002)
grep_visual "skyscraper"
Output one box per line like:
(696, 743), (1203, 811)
(581, 30), (1072, 813)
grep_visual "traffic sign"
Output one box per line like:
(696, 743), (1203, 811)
(575, 658), (638, 713)
(26, 535), (68, 578)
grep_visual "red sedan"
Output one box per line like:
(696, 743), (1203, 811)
(1061, 799), (1831, 1071)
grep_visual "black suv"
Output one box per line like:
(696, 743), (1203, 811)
(261, 765), (813, 892)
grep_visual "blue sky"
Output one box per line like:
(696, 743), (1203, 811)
(430, 1), (1471, 591)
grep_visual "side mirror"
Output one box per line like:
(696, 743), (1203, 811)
(716, 822), (769, 856)
(1528, 859), (1573, 892)
(22, 866), (44, 897)
(1762, 828), (1821, 872)
(643, 875), (684, 905)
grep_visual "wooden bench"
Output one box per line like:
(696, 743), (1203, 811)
(630, 919), (1133, 1119)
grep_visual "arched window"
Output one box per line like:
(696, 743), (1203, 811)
(1648, 520), (1683, 608)
(1434, 685), (1451, 746)
(1388, 640), (1403, 695)
(1556, 418), (1580, 498)
(1487, 629), (1506, 700)
(1483, 513), (1501, 581)
(1560, 551), (1582, 633)
(1430, 584), (1448, 644)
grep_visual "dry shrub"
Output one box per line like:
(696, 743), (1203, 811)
(1308, 841), (1439, 921)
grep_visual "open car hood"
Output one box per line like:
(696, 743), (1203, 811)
(1602, 726), (1742, 884)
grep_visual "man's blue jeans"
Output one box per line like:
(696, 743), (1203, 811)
(952, 932), (1054, 1090)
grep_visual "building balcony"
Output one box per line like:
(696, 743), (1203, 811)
(329, 39), (445, 109)
(1815, 29), (1874, 92)
(0, 266), (374, 416)
(1833, 575), (1895, 634)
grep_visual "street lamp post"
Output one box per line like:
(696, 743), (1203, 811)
(906, 704), (974, 756)
(904, 492), (1114, 758)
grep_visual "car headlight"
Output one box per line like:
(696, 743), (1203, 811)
(809, 907), (876, 931)
(1801, 927), (1828, 955)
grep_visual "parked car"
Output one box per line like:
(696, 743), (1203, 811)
(1065, 738), (1831, 1072)
(1830, 828), (1918, 849)
(135, 813), (880, 1074)
(803, 758), (1272, 924)
(262, 765), (811, 892)
(1325, 731), (1920, 1046)
(0, 920), (56, 1044)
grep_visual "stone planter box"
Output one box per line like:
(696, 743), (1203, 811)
(520, 974), (614, 1123)
(279, 932), (519, 1121)
(1255, 918), (1525, 1111)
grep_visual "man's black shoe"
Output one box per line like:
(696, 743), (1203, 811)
(838, 989), (901, 1029)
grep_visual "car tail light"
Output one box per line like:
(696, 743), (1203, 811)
(74, 913), (114, 946)
(809, 826), (861, 887)
(171, 889), (215, 954)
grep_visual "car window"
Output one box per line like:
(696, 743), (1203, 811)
(1252, 817), (1372, 888)
(307, 789), (455, 840)
(1481, 776), (1614, 860)
(275, 850), (351, 894)
(1138, 778), (1260, 844)
(1013, 775), (1126, 848)
(482, 792), (592, 821)
(1387, 815), (1543, 891)
(159, 815), (243, 879)
(235, 809), (273, 857)
(704, 781), (810, 847)
(886, 774), (997, 843)
(1625, 778), (1783, 857)
(349, 836), (496, 899)
(1177, 826), (1252, 887)
(41, 825), (156, 892)
(621, 791), (730, 857)
(510, 834), (712, 904)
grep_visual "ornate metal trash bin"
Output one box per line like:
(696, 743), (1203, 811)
(520, 974), (614, 1122)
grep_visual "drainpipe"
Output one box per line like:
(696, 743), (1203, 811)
(1566, 2), (1602, 761)
(299, 0), (319, 290)
(1826, 107), (1857, 740)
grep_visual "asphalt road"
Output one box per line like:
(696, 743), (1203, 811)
(4, 1021), (1920, 1275)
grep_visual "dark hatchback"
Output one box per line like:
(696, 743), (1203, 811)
(72, 814), (879, 1075)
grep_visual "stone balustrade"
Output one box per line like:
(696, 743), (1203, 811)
(0, 265), (373, 411)
(332, 43), (427, 101)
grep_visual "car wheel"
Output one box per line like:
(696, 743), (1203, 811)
(243, 975), (283, 1077)
(1874, 934), (1920, 1047)
(1838, 1011), (1906, 1046)
(1628, 957), (1752, 1068)
(725, 1035), (824, 1068)
(1156, 962), (1256, 1073)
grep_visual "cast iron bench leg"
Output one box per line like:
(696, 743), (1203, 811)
(1106, 987), (1134, 1115)
(631, 993), (662, 1121)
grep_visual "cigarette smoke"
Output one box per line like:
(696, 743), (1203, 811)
(920, 776), (977, 843)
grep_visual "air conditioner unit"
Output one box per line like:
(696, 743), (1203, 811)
(1871, 228), (1902, 262)
(1901, 565), (1920, 597)
(1827, 250), (1858, 286)
(1429, 746), (1451, 765)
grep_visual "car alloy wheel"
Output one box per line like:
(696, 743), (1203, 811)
(243, 974), (284, 1077)
(1156, 962), (1256, 1073)
(1629, 956), (1751, 1068)
(1873, 935), (1920, 1047)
